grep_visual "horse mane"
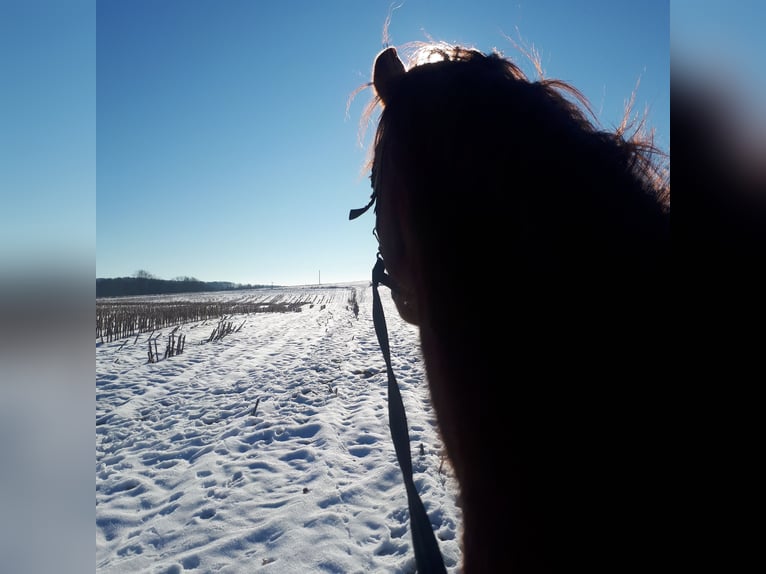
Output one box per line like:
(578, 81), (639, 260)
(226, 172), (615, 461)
(356, 43), (669, 207)
(368, 44), (669, 291)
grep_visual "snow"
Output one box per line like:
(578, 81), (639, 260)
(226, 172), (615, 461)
(96, 283), (463, 573)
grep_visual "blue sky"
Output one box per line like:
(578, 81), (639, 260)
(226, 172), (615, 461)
(672, 0), (766, 121)
(5, 2), (766, 287)
(1, 0), (94, 274)
(93, 0), (670, 286)
(0, 1), (674, 286)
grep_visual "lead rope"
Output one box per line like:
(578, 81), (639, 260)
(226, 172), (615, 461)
(370, 256), (447, 574)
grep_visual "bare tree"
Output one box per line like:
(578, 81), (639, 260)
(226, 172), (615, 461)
(134, 269), (156, 279)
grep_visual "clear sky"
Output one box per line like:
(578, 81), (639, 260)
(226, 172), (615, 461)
(1, 0), (94, 274)
(671, 0), (766, 138)
(94, 0), (670, 286)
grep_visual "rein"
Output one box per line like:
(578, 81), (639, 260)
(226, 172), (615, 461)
(369, 256), (447, 574)
(350, 163), (445, 572)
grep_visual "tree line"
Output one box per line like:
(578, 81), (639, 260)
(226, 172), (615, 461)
(96, 276), (273, 298)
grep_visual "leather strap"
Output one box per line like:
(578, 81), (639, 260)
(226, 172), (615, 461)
(371, 256), (446, 574)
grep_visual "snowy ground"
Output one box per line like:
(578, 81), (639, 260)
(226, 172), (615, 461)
(96, 283), (463, 573)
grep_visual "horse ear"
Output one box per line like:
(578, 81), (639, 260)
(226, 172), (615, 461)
(373, 47), (406, 105)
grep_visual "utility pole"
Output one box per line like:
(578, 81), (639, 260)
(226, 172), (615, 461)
(318, 270), (321, 285)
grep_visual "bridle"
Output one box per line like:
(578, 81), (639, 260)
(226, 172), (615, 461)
(349, 184), (447, 574)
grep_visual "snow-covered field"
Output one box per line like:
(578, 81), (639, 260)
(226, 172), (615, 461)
(96, 283), (462, 573)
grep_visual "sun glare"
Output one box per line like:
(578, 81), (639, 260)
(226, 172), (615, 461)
(414, 49), (446, 66)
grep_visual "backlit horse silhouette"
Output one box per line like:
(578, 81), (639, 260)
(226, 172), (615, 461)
(352, 43), (671, 573)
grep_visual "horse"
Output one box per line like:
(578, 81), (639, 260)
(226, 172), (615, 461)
(351, 43), (671, 573)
